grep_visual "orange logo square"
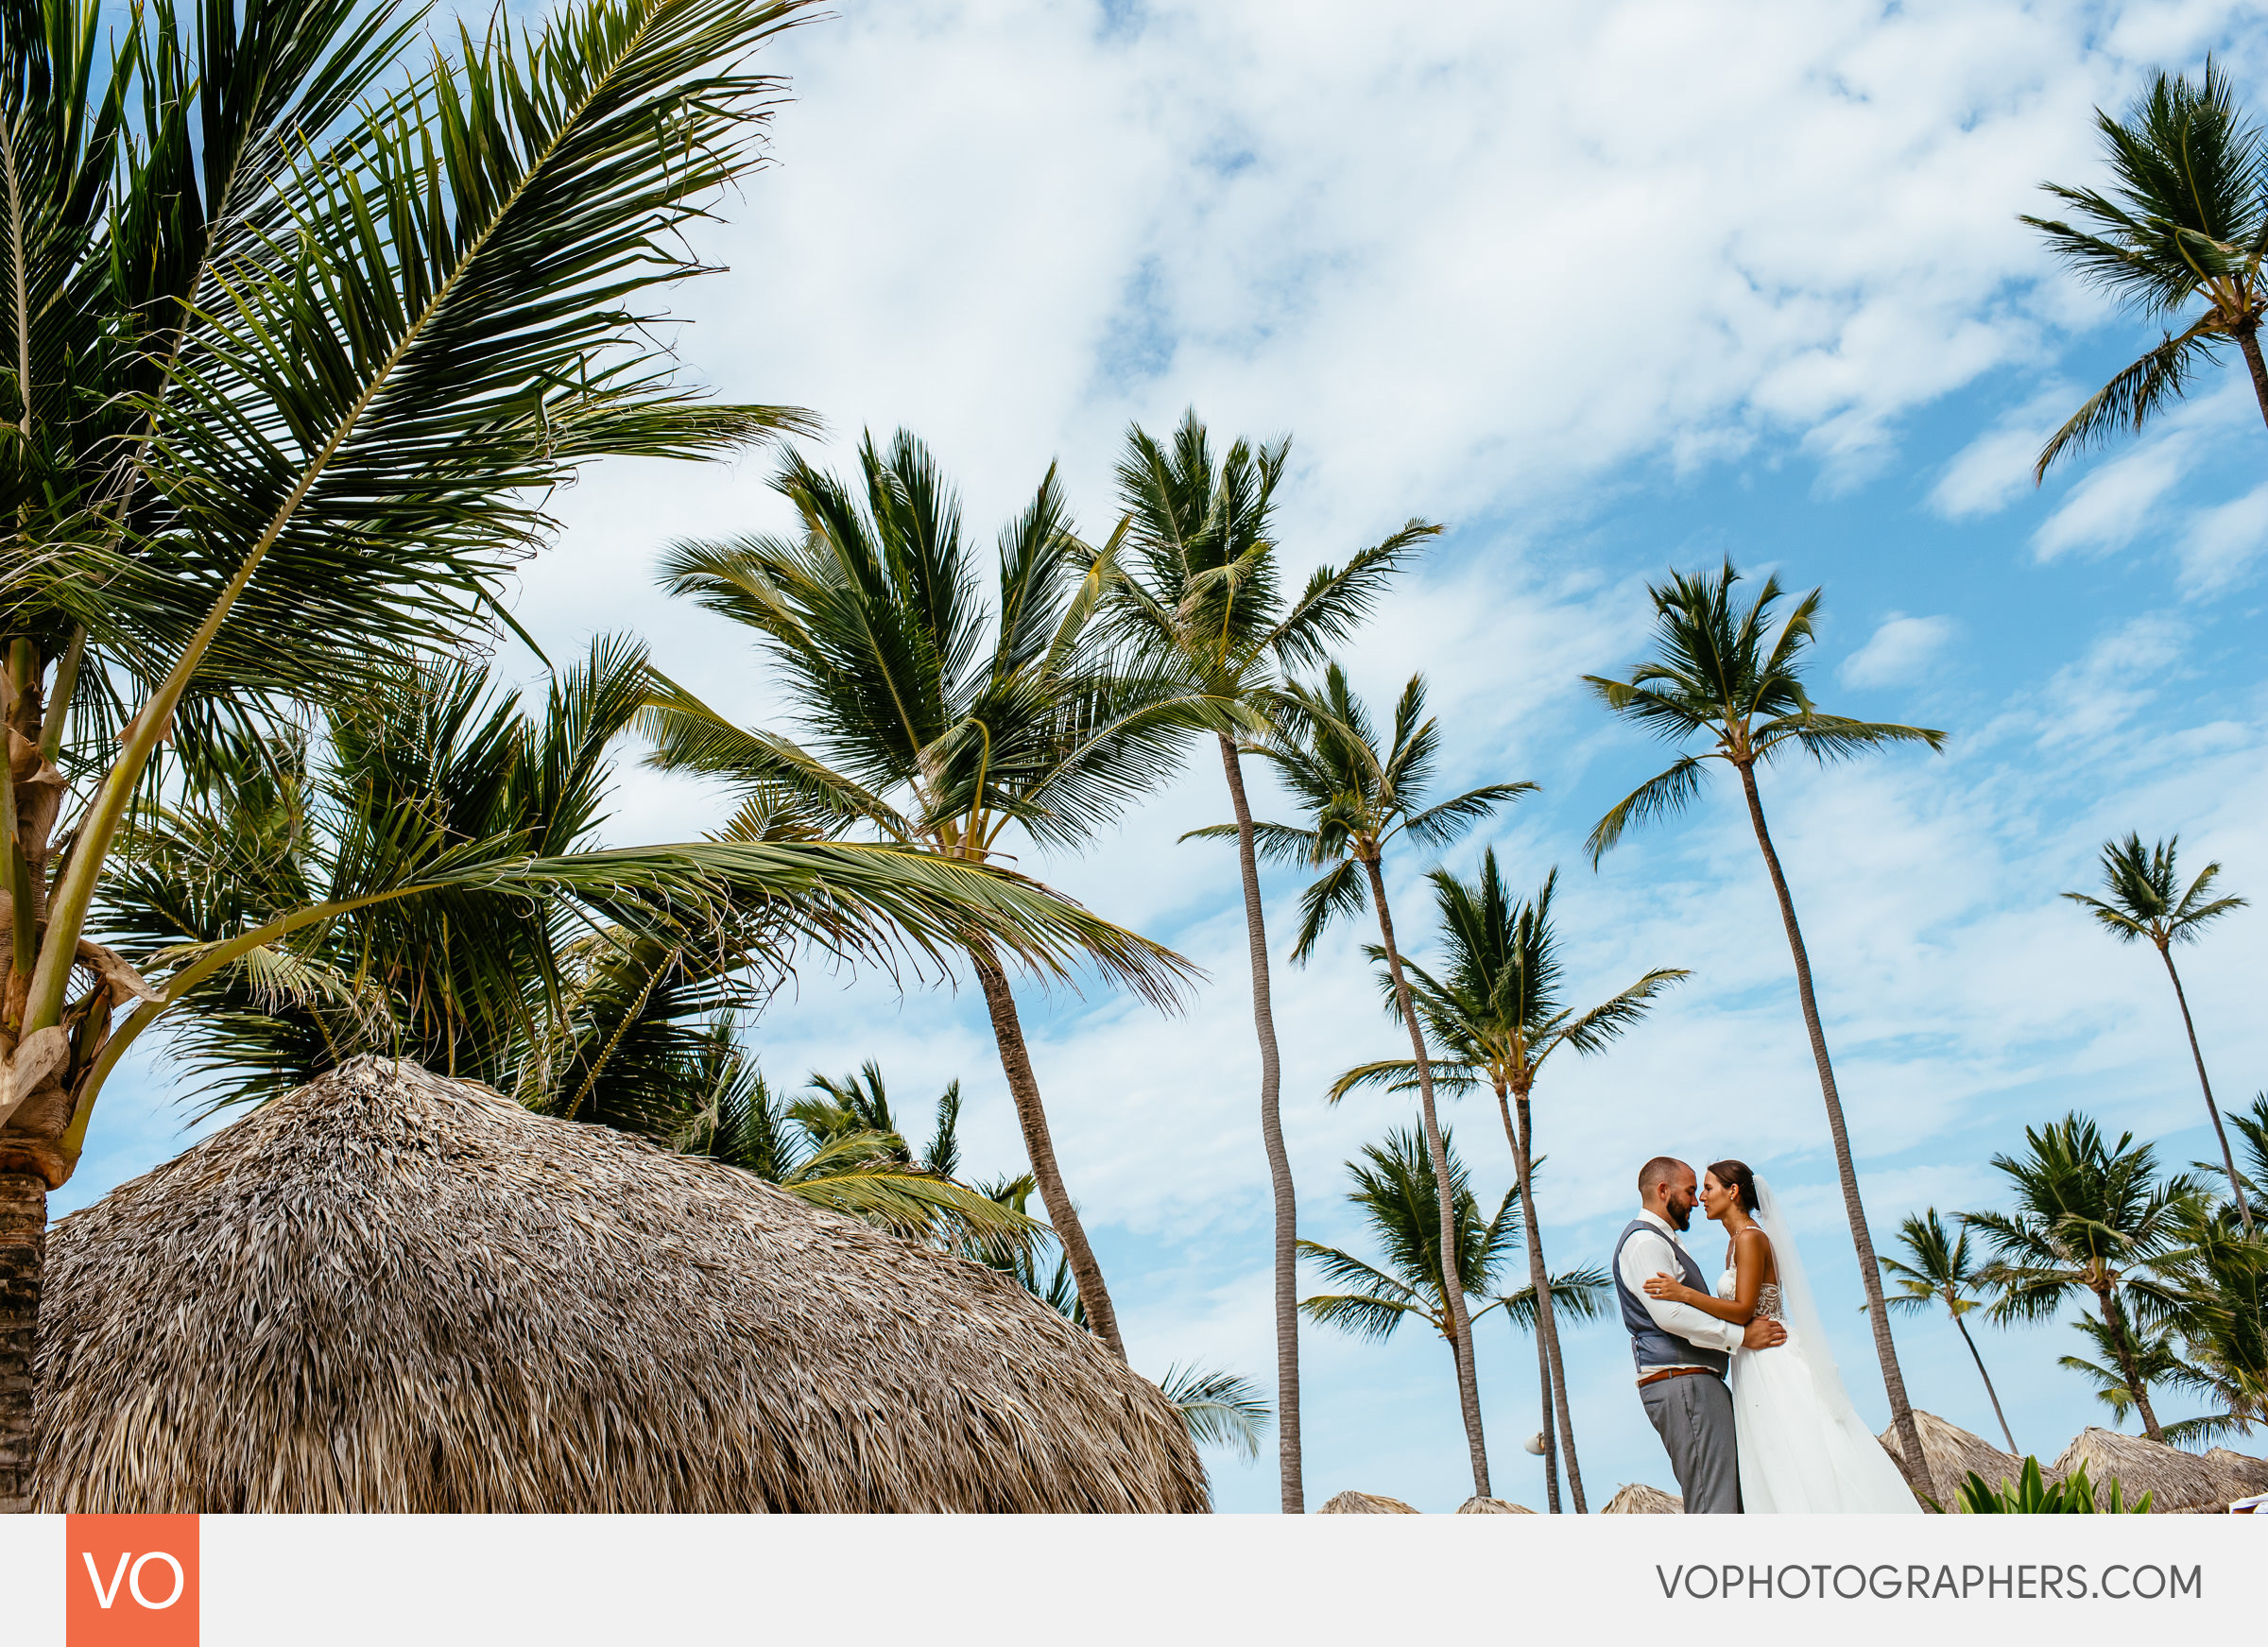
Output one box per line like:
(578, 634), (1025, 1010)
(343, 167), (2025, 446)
(65, 1516), (198, 1647)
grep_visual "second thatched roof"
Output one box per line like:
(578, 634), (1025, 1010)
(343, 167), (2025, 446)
(1601, 1483), (1682, 1514)
(1876, 1410), (2023, 1505)
(2049, 1429), (2227, 1512)
(35, 1057), (1207, 1513)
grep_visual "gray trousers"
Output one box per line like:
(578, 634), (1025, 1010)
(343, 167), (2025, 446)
(1640, 1372), (1741, 1513)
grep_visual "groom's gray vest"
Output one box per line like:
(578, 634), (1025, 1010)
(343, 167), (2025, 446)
(1613, 1218), (1730, 1377)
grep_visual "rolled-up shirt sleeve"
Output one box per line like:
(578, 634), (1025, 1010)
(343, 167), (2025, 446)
(1618, 1227), (1744, 1355)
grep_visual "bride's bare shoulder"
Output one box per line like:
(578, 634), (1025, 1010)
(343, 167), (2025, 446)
(1733, 1222), (1777, 1279)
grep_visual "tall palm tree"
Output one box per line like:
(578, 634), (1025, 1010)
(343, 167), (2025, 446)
(2064, 833), (2251, 1233)
(1106, 409), (1435, 1510)
(642, 431), (1204, 1360)
(2151, 1196), (2268, 1442)
(1585, 558), (1944, 1484)
(1329, 850), (1685, 1513)
(2025, 60), (2268, 480)
(1493, 1262), (1612, 1514)
(1963, 1113), (2204, 1443)
(1879, 1210), (2019, 1454)
(1299, 1124), (1597, 1493)
(1203, 665), (1530, 1499)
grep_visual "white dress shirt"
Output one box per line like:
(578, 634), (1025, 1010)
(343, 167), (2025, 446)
(1618, 1208), (1743, 1383)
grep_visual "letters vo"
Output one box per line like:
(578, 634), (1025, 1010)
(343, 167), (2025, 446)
(65, 1516), (198, 1647)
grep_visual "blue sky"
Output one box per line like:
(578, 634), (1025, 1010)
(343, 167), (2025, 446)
(65, 0), (2268, 1512)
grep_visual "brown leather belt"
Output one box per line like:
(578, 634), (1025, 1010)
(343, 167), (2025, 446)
(1637, 1365), (1720, 1388)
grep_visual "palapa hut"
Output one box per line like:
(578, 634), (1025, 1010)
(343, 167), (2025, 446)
(1875, 1409), (2023, 1505)
(2204, 1447), (2268, 1505)
(2048, 1428), (2226, 1513)
(33, 1057), (1207, 1513)
(1600, 1483), (1682, 1514)
(1318, 1489), (1418, 1513)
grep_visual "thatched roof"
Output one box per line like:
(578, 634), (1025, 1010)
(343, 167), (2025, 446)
(1456, 1495), (1535, 1513)
(1876, 1409), (2022, 1505)
(1318, 1489), (1418, 1513)
(1601, 1483), (1682, 1513)
(2048, 1429), (2224, 1512)
(2204, 1447), (2268, 1504)
(34, 1057), (1206, 1513)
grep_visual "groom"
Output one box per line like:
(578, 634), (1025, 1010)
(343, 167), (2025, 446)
(1613, 1156), (1785, 1513)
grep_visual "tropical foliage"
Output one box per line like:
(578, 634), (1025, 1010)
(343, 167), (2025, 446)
(2064, 832), (2251, 1231)
(1330, 849), (1683, 1513)
(1200, 663), (1526, 1497)
(2024, 60), (2268, 478)
(1103, 409), (1435, 1510)
(1879, 1210), (2020, 1455)
(641, 429), (1207, 1359)
(1958, 1458), (2151, 1515)
(1585, 557), (1944, 1481)
(1963, 1114), (2204, 1444)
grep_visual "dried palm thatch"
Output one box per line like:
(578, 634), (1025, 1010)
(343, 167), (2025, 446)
(1318, 1489), (1418, 1513)
(1876, 1409), (2023, 1505)
(2048, 1428), (2224, 1512)
(1601, 1483), (1682, 1514)
(33, 1057), (1207, 1513)
(1456, 1495), (1535, 1513)
(2204, 1447), (2268, 1503)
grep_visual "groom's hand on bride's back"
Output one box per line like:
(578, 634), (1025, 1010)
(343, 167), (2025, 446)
(1743, 1318), (1787, 1350)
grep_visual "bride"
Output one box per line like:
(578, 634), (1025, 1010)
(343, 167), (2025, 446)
(1642, 1159), (1919, 1514)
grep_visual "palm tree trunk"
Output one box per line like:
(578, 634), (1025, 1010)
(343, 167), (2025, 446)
(2097, 1288), (2164, 1443)
(969, 947), (1125, 1362)
(2238, 329), (2268, 436)
(1951, 1311), (2019, 1456)
(1362, 854), (1488, 1498)
(1216, 734), (1301, 1512)
(1497, 1083), (1586, 1511)
(2158, 948), (2252, 1236)
(1734, 761), (1927, 1485)
(1535, 1326), (1561, 1513)
(0, 1171), (41, 1513)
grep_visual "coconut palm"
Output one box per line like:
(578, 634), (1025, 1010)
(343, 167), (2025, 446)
(2149, 1193), (2268, 1442)
(1493, 1263), (1612, 1514)
(1329, 850), (1686, 1513)
(1298, 1126), (1512, 1399)
(1963, 1113), (2206, 1443)
(1585, 558), (1945, 1481)
(1201, 665), (1531, 1498)
(0, 0), (1195, 1511)
(2064, 833), (2251, 1233)
(2025, 60), (2268, 480)
(1105, 409), (1435, 1510)
(669, 1044), (1037, 1256)
(642, 431), (1207, 1360)
(1879, 1210), (2020, 1454)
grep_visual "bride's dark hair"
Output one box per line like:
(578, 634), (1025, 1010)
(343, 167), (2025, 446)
(1706, 1159), (1760, 1214)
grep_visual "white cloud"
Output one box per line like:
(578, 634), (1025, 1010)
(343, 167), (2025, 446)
(1841, 613), (1958, 688)
(2030, 437), (2192, 559)
(2179, 479), (2268, 592)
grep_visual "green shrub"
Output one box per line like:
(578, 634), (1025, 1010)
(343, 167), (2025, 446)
(1958, 1457), (2152, 1514)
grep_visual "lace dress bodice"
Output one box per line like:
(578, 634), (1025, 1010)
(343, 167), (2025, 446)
(1715, 1271), (1784, 1321)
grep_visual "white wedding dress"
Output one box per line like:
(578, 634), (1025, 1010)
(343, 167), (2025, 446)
(1713, 1178), (1920, 1514)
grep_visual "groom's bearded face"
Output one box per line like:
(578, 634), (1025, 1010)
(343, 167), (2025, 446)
(1662, 1172), (1697, 1231)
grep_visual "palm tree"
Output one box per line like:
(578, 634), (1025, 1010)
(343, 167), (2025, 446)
(1105, 409), (1435, 1510)
(1963, 1113), (2204, 1443)
(642, 431), (1206, 1360)
(2064, 833), (2251, 1234)
(1299, 1125), (1595, 1490)
(1493, 1263), (1612, 1514)
(2146, 1188), (2268, 1442)
(2025, 60), (2268, 480)
(1202, 665), (1530, 1498)
(0, 0), (1198, 1508)
(1585, 558), (1945, 1483)
(1879, 1210), (2020, 1454)
(670, 1046), (1037, 1255)
(1329, 850), (1685, 1513)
